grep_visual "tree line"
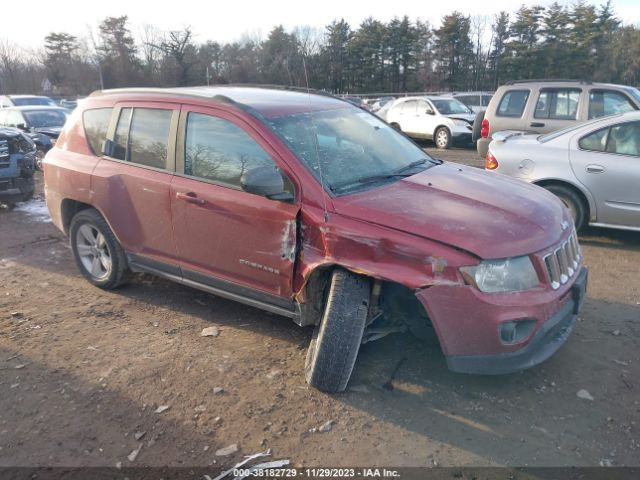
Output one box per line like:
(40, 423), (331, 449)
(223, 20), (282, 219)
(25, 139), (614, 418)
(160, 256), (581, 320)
(0, 0), (638, 98)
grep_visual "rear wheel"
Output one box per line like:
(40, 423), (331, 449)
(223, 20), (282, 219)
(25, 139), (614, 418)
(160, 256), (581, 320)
(544, 185), (587, 231)
(70, 209), (129, 289)
(435, 127), (452, 149)
(305, 269), (371, 393)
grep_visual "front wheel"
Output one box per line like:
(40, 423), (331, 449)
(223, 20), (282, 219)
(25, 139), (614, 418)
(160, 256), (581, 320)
(544, 185), (587, 231)
(435, 127), (452, 149)
(305, 269), (371, 393)
(70, 209), (129, 289)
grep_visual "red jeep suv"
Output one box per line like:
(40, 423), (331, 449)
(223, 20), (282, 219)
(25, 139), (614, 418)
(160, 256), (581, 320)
(44, 87), (588, 392)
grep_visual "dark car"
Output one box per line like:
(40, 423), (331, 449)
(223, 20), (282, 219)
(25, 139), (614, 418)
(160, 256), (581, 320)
(44, 86), (587, 393)
(0, 127), (36, 207)
(0, 95), (57, 108)
(0, 106), (69, 169)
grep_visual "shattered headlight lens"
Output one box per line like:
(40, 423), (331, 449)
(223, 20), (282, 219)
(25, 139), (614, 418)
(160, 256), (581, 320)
(460, 256), (539, 293)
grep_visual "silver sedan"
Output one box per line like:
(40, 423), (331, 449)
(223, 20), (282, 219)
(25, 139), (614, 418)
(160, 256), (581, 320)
(486, 111), (640, 231)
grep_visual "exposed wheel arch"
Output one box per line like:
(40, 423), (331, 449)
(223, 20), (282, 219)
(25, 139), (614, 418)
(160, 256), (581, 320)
(61, 199), (93, 235)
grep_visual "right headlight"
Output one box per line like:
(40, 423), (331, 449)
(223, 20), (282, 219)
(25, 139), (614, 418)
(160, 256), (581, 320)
(460, 256), (539, 293)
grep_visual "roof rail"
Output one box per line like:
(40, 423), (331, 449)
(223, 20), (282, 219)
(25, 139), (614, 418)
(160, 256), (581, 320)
(504, 79), (593, 85)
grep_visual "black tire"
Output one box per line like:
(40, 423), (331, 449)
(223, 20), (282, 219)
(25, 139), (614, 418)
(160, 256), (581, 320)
(544, 185), (587, 231)
(305, 269), (371, 393)
(472, 110), (485, 143)
(70, 208), (129, 289)
(434, 127), (452, 149)
(390, 122), (402, 132)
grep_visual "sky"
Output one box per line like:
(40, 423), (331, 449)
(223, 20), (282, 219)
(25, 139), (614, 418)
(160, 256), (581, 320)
(4, 0), (640, 49)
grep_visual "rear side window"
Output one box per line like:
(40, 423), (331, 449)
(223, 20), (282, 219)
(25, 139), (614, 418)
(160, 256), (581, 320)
(184, 112), (283, 189)
(112, 107), (172, 169)
(535, 89), (580, 120)
(579, 127), (609, 152)
(400, 100), (418, 114)
(497, 90), (529, 117)
(83, 108), (113, 155)
(589, 90), (637, 119)
(606, 122), (640, 156)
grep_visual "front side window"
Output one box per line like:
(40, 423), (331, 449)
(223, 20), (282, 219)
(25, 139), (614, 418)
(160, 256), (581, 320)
(83, 108), (113, 155)
(606, 122), (640, 156)
(266, 107), (437, 195)
(184, 113), (283, 189)
(589, 90), (637, 119)
(497, 90), (529, 117)
(535, 89), (580, 120)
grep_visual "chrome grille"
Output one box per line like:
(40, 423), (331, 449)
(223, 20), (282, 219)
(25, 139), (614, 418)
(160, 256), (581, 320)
(544, 230), (581, 290)
(0, 139), (9, 159)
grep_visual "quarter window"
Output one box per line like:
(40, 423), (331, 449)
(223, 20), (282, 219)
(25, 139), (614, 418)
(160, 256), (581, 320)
(184, 113), (286, 189)
(535, 89), (580, 120)
(497, 90), (529, 117)
(589, 90), (637, 119)
(83, 108), (113, 155)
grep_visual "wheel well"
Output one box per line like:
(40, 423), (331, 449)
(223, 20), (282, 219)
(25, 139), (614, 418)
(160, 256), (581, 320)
(533, 180), (590, 219)
(434, 125), (450, 137)
(61, 199), (93, 235)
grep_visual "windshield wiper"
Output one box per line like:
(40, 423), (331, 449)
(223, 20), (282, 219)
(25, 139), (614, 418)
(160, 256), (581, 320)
(330, 158), (439, 192)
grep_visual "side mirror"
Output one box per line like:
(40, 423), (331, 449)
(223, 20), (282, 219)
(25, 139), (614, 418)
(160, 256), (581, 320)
(425, 109), (435, 115)
(102, 139), (115, 157)
(241, 166), (293, 201)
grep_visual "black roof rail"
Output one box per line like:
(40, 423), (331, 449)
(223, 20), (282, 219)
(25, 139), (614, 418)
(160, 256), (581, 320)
(504, 79), (593, 85)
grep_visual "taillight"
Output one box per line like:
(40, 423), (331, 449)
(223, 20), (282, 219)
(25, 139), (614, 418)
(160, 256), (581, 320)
(485, 151), (499, 170)
(480, 119), (489, 138)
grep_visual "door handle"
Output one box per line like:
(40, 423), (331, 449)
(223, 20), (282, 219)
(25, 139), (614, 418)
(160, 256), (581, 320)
(586, 164), (605, 174)
(530, 122), (545, 128)
(176, 191), (206, 205)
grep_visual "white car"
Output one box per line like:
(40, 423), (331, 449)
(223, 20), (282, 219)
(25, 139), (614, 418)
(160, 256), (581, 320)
(486, 111), (640, 231)
(384, 96), (475, 149)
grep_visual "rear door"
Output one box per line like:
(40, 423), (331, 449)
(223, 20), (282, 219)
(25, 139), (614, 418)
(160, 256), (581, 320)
(571, 120), (640, 228)
(170, 105), (300, 303)
(531, 88), (582, 133)
(91, 103), (180, 271)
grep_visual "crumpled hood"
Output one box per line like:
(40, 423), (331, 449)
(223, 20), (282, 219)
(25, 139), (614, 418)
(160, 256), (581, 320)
(333, 163), (569, 259)
(33, 126), (62, 138)
(446, 113), (475, 124)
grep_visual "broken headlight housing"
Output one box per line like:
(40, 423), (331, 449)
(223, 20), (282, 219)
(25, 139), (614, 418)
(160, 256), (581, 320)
(460, 256), (539, 293)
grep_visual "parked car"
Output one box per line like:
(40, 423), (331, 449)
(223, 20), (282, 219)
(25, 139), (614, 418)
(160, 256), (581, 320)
(44, 86), (587, 392)
(0, 95), (58, 108)
(341, 96), (371, 111)
(370, 96), (395, 113)
(59, 98), (79, 110)
(0, 106), (69, 169)
(385, 96), (475, 148)
(475, 80), (640, 158)
(450, 91), (493, 113)
(486, 111), (640, 232)
(0, 127), (36, 207)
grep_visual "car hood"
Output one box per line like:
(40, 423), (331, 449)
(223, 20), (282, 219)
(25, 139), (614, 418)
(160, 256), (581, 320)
(33, 126), (62, 138)
(333, 163), (568, 259)
(0, 127), (25, 139)
(446, 113), (475, 123)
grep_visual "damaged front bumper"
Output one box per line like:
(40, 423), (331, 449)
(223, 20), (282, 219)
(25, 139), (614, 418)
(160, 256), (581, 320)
(416, 266), (588, 375)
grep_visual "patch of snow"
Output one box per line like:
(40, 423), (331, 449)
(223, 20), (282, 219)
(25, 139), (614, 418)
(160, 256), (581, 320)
(14, 199), (51, 223)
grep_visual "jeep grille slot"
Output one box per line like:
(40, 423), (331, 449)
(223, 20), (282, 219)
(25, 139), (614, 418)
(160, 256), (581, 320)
(0, 139), (9, 159)
(544, 230), (581, 290)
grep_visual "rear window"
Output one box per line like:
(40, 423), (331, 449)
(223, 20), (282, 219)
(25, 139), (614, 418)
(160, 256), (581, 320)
(496, 90), (529, 117)
(83, 108), (113, 155)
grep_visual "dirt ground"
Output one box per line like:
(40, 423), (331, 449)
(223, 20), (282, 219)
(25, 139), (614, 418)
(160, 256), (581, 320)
(0, 149), (638, 470)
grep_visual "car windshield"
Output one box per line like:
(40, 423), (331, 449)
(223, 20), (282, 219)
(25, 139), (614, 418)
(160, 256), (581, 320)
(624, 87), (640, 105)
(266, 107), (437, 195)
(432, 99), (472, 115)
(13, 97), (55, 106)
(23, 109), (67, 128)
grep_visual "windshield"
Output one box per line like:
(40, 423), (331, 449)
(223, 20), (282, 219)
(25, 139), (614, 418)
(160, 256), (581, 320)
(13, 97), (56, 107)
(624, 87), (640, 105)
(266, 107), (436, 195)
(432, 99), (472, 115)
(23, 109), (67, 128)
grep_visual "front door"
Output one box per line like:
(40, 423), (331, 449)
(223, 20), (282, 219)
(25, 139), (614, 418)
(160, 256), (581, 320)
(170, 106), (299, 302)
(571, 120), (640, 228)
